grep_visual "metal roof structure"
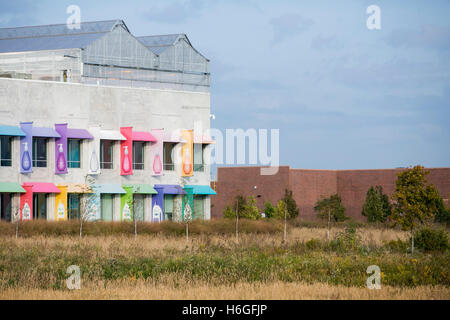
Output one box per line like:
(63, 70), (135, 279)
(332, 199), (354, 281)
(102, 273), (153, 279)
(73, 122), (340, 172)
(0, 20), (128, 53)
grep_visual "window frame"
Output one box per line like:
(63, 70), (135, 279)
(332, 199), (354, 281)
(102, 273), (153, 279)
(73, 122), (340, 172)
(68, 193), (80, 220)
(100, 140), (114, 169)
(163, 194), (174, 221)
(132, 141), (145, 170)
(0, 136), (12, 167)
(193, 143), (206, 172)
(32, 137), (47, 168)
(163, 142), (176, 171)
(67, 139), (81, 169)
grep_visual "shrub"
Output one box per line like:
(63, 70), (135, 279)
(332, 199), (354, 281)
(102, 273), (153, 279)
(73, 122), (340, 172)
(434, 197), (449, 224)
(414, 227), (449, 252)
(282, 189), (299, 219)
(314, 194), (348, 222)
(305, 238), (322, 250)
(386, 239), (409, 252)
(263, 201), (275, 218)
(223, 195), (260, 220)
(361, 186), (391, 222)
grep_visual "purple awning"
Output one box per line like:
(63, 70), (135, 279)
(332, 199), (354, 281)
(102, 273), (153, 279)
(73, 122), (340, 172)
(154, 184), (186, 195)
(32, 127), (61, 138)
(67, 128), (94, 139)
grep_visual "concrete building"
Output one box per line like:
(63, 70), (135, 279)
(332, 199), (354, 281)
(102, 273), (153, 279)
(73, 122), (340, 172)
(211, 166), (450, 221)
(0, 20), (215, 223)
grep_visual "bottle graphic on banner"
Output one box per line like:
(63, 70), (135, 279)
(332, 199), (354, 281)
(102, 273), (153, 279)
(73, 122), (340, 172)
(22, 202), (31, 220)
(183, 148), (192, 175)
(122, 146), (131, 173)
(152, 204), (162, 222)
(56, 201), (65, 220)
(90, 147), (99, 173)
(56, 144), (66, 171)
(22, 142), (31, 171)
(153, 151), (162, 174)
(122, 203), (131, 221)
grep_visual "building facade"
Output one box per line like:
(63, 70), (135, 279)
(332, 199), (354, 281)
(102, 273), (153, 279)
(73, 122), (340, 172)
(211, 166), (450, 221)
(0, 20), (215, 223)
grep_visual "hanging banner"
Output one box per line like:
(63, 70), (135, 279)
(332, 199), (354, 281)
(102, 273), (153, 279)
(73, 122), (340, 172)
(19, 122), (33, 174)
(54, 124), (68, 174)
(87, 126), (101, 175)
(181, 130), (193, 177)
(151, 187), (164, 222)
(20, 185), (33, 220)
(55, 185), (68, 221)
(182, 186), (194, 221)
(120, 127), (133, 176)
(150, 128), (164, 176)
(120, 186), (133, 222)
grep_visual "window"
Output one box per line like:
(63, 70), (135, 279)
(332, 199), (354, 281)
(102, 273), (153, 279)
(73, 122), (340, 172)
(0, 136), (12, 167)
(164, 195), (174, 220)
(0, 193), (12, 222)
(133, 194), (145, 221)
(193, 195), (205, 220)
(32, 138), (47, 167)
(68, 139), (81, 168)
(101, 194), (114, 221)
(68, 194), (80, 220)
(193, 144), (206, 172)
(100, 140), (114, 169)
(133, 141), (145, 170)
(33, 193), (47, 220)
(163, 142), (176, 171)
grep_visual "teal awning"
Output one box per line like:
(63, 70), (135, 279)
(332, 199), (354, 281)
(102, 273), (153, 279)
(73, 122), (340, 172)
(123, 184), (157, 194)
(0, 125), (26, 137)
(0, 182), (26, 193)
(184, 185), (216, 195)
(91, 184), (126, 194)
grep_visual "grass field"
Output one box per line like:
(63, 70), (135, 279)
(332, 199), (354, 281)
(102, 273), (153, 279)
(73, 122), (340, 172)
(0, 220), (448, 300)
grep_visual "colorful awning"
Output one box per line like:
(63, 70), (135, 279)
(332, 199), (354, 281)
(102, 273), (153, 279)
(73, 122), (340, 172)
(132, 131), (157, 142)
(61, 184), (93, 193)
(67, 128), (94, 140)
(91, 184), (126, 194)
(23, 182), (61, 193)
(123, 184), (157, 194)
(154, 184), (186, 195)
(32, 127), (61, 138)
(0, 125), (26, 137)
(185, 185), (216, 195)
(194, 134), (215, 144)
(0, 182), (26, 193)
(99, 130), (126, 141)
(163, 131), (186, 143)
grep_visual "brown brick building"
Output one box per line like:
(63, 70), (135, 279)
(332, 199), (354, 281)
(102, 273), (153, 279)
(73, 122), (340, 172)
(211, 166), (450, 220)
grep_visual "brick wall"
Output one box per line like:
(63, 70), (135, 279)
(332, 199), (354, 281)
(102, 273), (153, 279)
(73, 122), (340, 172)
(211, 166), (450, 221)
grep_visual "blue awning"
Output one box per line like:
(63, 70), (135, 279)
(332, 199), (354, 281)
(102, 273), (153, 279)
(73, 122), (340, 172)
(91, 184), (126, 194)
(0, 125), (26, 137)
(185, 185), (216, 195)
(154, 184), (186, 195)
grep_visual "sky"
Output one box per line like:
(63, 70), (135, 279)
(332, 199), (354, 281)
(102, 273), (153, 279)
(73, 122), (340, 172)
(1, 0), (449, 171)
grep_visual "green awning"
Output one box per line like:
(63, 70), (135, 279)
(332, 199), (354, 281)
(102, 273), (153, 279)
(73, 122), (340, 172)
(0, 182), (26, 193)
(123, 184), (157, 194)
(184, 185), (216, 195)
(91, 184), (126, 194)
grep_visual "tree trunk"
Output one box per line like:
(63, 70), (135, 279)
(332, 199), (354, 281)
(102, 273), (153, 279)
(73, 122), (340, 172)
(15, 220), (18, 239)
(134, 220), (137, 241)
(283, 208), (287, 243)
(411, 229), (414, 255)
(327, 208), (331, 241)
(235, 199), (239, 243)
(186, 222), (189, 243)
(80, 220), (83, 238)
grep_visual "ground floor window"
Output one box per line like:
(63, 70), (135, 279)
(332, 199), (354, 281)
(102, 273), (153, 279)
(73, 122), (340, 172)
(164, 195), (174, 221)
(0, 136), (12, 167)
(133, 194), (145, 221)
(101, 194), (114, 221)
(33, 193), (47, 220)
(193, 195), (205, 220)
(68, 194), (80, 220)
(0, 193), (12, 221)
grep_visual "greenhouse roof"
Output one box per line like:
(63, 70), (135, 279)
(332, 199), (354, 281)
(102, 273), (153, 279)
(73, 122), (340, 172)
(137, 34), (190, 55)
(0, 19), (128, 53)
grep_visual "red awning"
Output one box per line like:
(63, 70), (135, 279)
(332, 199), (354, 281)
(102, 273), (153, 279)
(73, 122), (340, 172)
(132, 131), (157, 142)
(22, 182), (61, 193)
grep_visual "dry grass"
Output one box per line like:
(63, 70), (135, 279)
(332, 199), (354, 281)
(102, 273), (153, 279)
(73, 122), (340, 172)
(1, 280), (448, 300)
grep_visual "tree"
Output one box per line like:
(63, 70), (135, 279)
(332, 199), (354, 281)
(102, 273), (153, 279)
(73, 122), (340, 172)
(390, 165), (441, 254)
(222, 195), (260, 220)
(433, 195), (449, 224)
(282, 189), (299, 219)
(362, 186), (391, 222)
(263, 201), (275, 218)
(79, 175), (97, 238)
(314, 194), (348, 240)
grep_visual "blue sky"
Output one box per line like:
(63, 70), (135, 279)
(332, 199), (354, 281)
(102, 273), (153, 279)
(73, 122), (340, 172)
(1, 0), (449, 170)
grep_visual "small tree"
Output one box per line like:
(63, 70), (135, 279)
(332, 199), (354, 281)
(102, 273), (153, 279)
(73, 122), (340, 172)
(314, 194), (348, 240)
(183, 196), (192, 243)
(80, 175), (96, 238)
(282, 189), (299, 219)
(273, 200), (287, 219)
(223, 195), (260, 220)
(362, 186), (391, 222)
(132, 186), (144, 240)
(263, 201), (275, 218)
(390, 165), (440, 254)
(434, 196), (449, 224)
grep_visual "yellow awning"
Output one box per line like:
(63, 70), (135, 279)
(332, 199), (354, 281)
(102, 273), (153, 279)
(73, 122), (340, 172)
(58, 184), (93, 194)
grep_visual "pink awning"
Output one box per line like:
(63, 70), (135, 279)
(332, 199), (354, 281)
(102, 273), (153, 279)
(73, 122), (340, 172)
(23, 182), (61, 193)
(132, 131), (157, 142)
